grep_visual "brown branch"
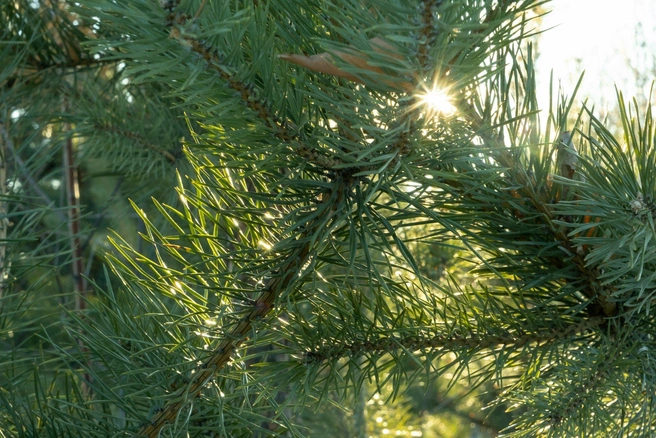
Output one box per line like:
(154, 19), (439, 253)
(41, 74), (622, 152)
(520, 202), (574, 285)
(417, 1), (444, 68)
(63, 111), (92, 390)
(0, 122), (7, 307)
(63, 127), (86, 306)
(192, 0), (208, 20)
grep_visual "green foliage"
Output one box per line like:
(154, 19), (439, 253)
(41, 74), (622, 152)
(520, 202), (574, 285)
(2, 0), (656, 437)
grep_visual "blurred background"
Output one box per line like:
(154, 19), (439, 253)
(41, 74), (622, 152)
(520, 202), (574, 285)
(536, 0), (656, 117)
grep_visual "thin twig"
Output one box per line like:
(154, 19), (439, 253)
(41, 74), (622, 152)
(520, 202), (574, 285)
(80, 176), (123, 253)
(167, 13), (339, 170)
(303, 317), (604, 363)
(0, 122), (7, 307)
(63, 127), (86, 307)
(192, 0), (208, 21)
(96, 124), (178, 163)
(1, 127), (68, 224)
(62, 109), (92, 389)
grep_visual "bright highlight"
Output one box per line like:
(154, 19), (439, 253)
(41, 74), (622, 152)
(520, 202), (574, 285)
(418, 88), (456, 116)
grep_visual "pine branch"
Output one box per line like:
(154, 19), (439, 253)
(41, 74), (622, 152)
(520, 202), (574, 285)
(0, 124), (69, 224)
(139, 174), (353, 436)
(458, 99), (618, 317)
(9, 0), (646, 435)
(96, 123), (179, 164)
(137, 88), (422, 436)
(137, 7), (437, 432)
(164, 7), (341, 170)
(278, 14), (617, 319)
(302, 317), (604, 364)
(136, 3), (557, 434)
(416, 1), (443, 69)
(547, 367), (608, 427)
(63, 127), (86, 302)
(0, 122), (6, 307)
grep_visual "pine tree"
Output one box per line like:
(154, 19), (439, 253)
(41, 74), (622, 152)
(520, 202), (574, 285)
(2, 0), (656, 437)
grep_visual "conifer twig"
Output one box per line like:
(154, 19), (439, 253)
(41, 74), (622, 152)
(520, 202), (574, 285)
(138, 3), (581, 435)
(139, 178), (352, 436)
(457, 100), (617, 317)
(1, 127), (68, 224)
(96, 123), (178, 163)
(62, 106), (93, 390)
(63, 120), (86, 311)
(303, 317), (604, 363)
(166, 11), (340, 170)
(547, 366), (608, 426)
(0, 122), (6, 307)
(139, 110), (421, 433)
(140, 8), (424, 428)
(417, 0), (444, 68)
(192, 0), (208, 21)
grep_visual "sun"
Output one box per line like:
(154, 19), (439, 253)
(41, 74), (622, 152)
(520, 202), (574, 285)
(416, 86), (457, 120)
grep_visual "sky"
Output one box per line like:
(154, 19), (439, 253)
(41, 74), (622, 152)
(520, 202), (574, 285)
(535, 0), (656, 112)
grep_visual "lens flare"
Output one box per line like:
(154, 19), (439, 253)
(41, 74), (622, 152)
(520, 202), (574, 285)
(418, 88), (456, 117)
